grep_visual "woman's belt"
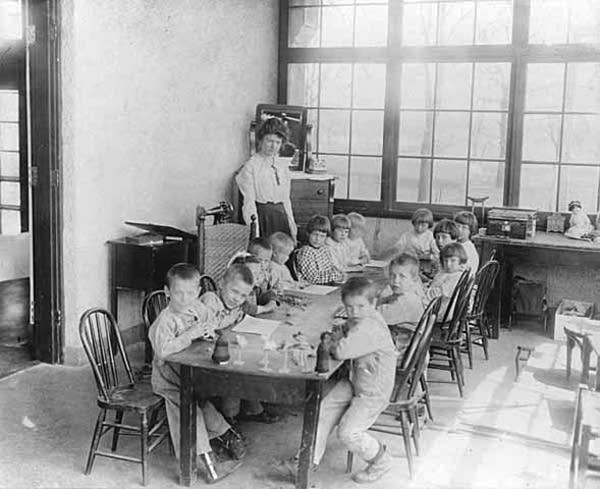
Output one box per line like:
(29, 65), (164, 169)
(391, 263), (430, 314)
(256, 201), (284, 205)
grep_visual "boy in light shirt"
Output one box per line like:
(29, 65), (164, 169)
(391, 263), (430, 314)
(325, 214), (353, 269)
(268, 231), (297, 289)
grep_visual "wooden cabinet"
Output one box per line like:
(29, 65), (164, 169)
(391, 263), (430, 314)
(290, 174), (335, 243)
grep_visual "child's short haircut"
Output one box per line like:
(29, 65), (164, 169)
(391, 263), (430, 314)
(453, 211), (479, 236)
(307, 214), (331, 235)
(412, 208), (434, 227)
(269, 231), (295, 249)
(388, 253), (419, 271)
(341, 276), (377, 302)
(433, 218), (459, 240)
(331, 214), (351, 230)
(347, 212), (366, 229)
(223, 263), (254, 286)
(248, 237), (272, 254)
(165, 262), (200, 288)
(440, 242), (468, 264)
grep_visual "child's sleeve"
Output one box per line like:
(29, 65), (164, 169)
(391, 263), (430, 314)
(331, 318), (385, 360)
(297, 247), (343, 284)
(235, 162), (258, 229)
(149, 313), (197, 360)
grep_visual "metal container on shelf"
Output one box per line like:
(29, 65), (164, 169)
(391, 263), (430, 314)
(487, 208), (537, 239)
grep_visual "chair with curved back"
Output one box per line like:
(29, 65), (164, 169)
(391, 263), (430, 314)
(140, 290), (169, 380)
(428, 269), (474, 397)
(79, 307), (169, 486)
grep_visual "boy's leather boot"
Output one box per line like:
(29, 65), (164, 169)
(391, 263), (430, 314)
(351, 443), (394, 484)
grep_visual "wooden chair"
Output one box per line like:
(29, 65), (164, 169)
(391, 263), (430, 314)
(462, 260), (500, 368)
(565, 326), (594, 386)
(569, 386), (600, 488)
(428, 270), (474, 397)
(346, 296), (441, 478)
(139, 290), (169, 380)
(80, 308), (169, 486)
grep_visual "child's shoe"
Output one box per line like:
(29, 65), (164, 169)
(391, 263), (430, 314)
(351, 444), (393, 484)
(211, 429), (246, 460)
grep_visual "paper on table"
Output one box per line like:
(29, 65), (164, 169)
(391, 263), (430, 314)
(285, 284), (338, 296)
(365, 259), (387, 269)
(232, 316), (282, 337)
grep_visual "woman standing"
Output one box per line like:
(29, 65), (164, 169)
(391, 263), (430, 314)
(236, 117), (297, 240)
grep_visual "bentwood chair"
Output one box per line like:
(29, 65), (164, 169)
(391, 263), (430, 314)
(428, 270), (474, 397)
(346, 296), (441, 478)
(462, 260), (500, 368)
(139, 290), (169, 381)
(569, 386), (600, 488)
(80, 308), (169, 486)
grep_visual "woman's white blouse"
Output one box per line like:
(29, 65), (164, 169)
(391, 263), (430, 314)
(236, 153), (294, 229)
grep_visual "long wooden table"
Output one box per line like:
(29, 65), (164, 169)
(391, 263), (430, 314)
(166, 290), (348, 489)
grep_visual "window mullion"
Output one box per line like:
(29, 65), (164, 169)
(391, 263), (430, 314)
(381, 60), (401, 210)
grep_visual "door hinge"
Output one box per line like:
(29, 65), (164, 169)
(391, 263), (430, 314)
(26, 25), (36, 45)
(30, 166), (39, 187)
(50, 169), (60, 188)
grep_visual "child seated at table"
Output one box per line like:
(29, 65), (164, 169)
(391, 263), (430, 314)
(429, 218), (460, 278)
(454, 210), (480, 275)
(282, 277), (397, 483)
(378, 253), (426, 350)
(200, 263), (280, 424)
(325, 214), (353, 269)
(393, 208), (439, 261)
(148, 263), (245, 481)
(347, 212), (370, 265)
(297, 215), (345, 285)
(268, 231), (297, 289)
(427, 242), (467, 318)
(229, 255), (277, 314)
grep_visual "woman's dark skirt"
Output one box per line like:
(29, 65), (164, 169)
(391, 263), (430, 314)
(256, 202), (291, 237)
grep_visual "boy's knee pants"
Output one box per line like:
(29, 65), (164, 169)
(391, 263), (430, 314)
(313, 380), (387, 465)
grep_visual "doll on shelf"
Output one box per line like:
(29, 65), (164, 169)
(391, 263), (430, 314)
(565, 200), (594, 239)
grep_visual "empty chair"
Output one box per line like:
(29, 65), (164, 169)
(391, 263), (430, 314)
(80, 308), (169, 486)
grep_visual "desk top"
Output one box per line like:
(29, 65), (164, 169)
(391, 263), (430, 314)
(473, 231), (600, 252)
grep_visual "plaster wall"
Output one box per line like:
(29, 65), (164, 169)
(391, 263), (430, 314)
(60, 0), (278, 363)
(0, 234), (30, 281)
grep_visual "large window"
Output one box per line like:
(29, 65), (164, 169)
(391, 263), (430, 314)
(280, 0), (600, 214)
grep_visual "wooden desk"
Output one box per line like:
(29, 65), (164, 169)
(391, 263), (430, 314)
(474, 232), (600, 338)
(166, 290), (346, 489)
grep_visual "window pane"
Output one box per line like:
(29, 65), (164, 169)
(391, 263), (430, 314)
(470, 112), (508, 159)
(438, 1), (475, 46)
(287, 64), (319, 107)
(320, 64), (351, 108)
(0, 152), (19, 177)
(469, 161), (504, 206)
(569, 0), (600, 44)
(318, 110), (350, 153)
(400, 63), (435, 109)
(433, 112), (470, 158)
(351, 111), (383, 155)
(353, 64), (386, 109)
(522, 114), (561, 162)
(475, 1), (512, 44)
(399, 111), (433, 156)
(473, 63), (510, 110)
(0, 1), (22, 40)
(307, 109), (319, 148)
(402, 3), (437, 46)
(0, 181), (20, 206)
(323, 154), (349, 199)
(354, 5), (388, 47)
(349, 157), (381, 201)
(559, 166), (599, 212)
(436, 63), (472, 110)
(0, 210), (20, 235)
(396, 158), (431, 203)
(321, 6), (354, 47)
(431, 160), (467, 204)
(0, 122), (18, 151)
(0, 91), (18, 121)
(565, 63), (600, 113)
(525, 64), (564, 112)
(529, 0), (568, 44)
(288, 7), (321, 47)
(519, 164), (558, 210)
(562, 115), (600, 163)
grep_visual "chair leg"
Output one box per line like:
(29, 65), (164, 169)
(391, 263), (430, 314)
(420, 376), (434, 422)
(410, 407), (420, 456)
(399, 411), (414, 478)
(201, 452), (218, 481)
(346, 451), (354, 473)
(577, 426), (591, 489)
(111, 410), (124, 452)
(140, 411), (149, 486)
(479, 320), (489, 360)
(85, 409), (107, 475)
(567, 337), (574, 381)
(465, 325), (473, 369)
(451, 348), (464, 397)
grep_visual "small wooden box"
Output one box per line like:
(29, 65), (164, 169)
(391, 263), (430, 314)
(487, 209), (537, 239)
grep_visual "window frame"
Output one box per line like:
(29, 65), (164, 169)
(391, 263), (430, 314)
(278, 0), (600, 218)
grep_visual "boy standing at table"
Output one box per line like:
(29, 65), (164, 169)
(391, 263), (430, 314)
(284, 277), (397, 483)
(149, 263), (245, 482)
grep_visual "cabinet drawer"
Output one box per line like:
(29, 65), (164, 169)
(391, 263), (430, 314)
(293, 200), (333, 223)
(291, 179), (331, 201)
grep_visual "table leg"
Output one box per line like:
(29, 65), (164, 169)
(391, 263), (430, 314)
(581, 337), (591, 388)
(296, 380), (322, 489)
(595, 354), (600, 392)
(179, 365), (197, 486)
